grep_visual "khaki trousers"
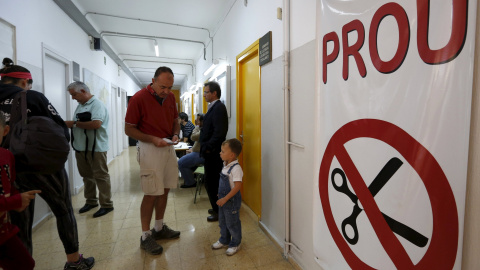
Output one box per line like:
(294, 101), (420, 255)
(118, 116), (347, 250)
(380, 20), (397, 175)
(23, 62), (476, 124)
(75, 151), (113, 208)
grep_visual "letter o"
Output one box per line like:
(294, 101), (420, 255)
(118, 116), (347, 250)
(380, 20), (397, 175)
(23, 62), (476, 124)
(369, 3), (410, 74)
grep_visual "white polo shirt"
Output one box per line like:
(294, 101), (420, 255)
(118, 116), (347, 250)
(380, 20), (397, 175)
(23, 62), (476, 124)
(222, 160), (243, 189)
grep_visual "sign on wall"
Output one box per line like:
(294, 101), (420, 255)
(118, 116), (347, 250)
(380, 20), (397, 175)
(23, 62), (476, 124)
(259, 31), (272, 66)
(314, 1), (477, 269)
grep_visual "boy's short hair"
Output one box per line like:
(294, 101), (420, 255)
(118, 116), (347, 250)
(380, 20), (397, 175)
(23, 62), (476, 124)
(0, 112), (6, 127)
(222, 138), (242, 157)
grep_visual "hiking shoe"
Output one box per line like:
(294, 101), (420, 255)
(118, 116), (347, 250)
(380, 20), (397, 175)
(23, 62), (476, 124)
(152, 224), (180, 240)
(226, 245), (240, 256)
(211, 241), (227, 250)
(140, 235), (163, 255)
(63, 254), (95, 270)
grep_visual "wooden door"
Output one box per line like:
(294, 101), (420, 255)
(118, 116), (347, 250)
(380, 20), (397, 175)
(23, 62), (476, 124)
(237, 41), (262, 218)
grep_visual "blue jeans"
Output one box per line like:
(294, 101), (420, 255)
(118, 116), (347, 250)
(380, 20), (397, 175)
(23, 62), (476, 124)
(218, 164), (242, 247)
(178, 152), (205, 186)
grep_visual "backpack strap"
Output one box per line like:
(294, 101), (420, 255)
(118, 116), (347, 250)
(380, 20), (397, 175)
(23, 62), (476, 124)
(84, 129), (89, 160)
(70, 128), (80, 152)
(4, 91), (27, 148)
(84, 129), (97, 161)
(71, 122), (97, 162)
(92, 129), (96, 160)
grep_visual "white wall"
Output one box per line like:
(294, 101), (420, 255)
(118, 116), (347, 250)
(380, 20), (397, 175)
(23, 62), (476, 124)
(0, 0), (141, 96)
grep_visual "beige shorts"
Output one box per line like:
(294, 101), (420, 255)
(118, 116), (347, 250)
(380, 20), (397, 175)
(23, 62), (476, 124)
(137, 141), (178, 196)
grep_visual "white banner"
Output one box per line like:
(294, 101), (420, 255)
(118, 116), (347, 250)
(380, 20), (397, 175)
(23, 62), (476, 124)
(314, 1), (477, 269)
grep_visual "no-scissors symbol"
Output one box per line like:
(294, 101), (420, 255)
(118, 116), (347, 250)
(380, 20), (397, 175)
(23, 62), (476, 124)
(331, 158), (428, 247)
(319, 119), (459, 269)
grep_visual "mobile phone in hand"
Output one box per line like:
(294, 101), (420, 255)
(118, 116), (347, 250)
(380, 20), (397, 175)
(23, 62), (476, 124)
(163, 138), (174, 144)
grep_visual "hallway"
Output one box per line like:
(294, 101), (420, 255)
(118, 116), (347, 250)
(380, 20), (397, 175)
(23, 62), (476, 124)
(30, 147), (295, 270)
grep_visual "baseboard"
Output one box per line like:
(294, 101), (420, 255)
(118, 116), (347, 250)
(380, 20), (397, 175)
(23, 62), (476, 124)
(259, 221), (283, 251)
(241, 201), (259, 222)
(32, 212), (53, 232)
(258, 221), (303, 269)
(75, 183), (84, 195)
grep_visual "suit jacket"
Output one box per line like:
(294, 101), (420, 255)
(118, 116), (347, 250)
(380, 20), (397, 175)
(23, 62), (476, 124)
(200, 100), (228, 157)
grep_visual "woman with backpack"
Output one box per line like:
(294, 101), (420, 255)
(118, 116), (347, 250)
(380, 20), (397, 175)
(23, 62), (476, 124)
(0, 58), (95, 270)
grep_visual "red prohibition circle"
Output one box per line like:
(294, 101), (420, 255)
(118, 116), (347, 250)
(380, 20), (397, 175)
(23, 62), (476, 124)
(319, 119), (458, 269)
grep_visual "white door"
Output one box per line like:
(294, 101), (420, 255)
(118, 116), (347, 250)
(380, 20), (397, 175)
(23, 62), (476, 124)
(116, 88), (122, 154)
(121, 90), (128, 149)
(35, 49), (72, 226)
(108, 86), (117, 161)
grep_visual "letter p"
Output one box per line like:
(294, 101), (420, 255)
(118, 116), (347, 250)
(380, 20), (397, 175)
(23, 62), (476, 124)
(323, 32), (340, 84)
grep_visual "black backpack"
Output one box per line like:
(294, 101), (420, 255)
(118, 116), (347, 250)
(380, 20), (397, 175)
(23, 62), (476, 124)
(7, 90), (70, 174)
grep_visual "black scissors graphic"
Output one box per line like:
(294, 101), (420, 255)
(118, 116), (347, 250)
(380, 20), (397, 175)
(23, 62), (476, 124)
(331, 157), (428, 247)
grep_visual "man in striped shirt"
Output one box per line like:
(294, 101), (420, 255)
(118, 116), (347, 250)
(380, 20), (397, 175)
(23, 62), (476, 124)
(179, 112), (195, 145)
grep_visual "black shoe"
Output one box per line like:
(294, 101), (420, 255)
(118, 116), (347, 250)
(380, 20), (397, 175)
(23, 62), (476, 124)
(180, 183), (197, 188)
(207, 214), (218, 222)
(64, 254), (95, 270)
(208, 209), (214, 215)
(140, 235), (163, 255)
(93, 207), (114, 218)
(151, 224), (180, 240)
(79, 204), (98, 214)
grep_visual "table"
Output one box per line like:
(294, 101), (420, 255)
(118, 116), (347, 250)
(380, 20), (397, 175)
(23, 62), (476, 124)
(174, 142), (190, 157)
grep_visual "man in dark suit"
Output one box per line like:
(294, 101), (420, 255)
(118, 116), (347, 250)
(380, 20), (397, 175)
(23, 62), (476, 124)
(200, 81), (228, 222)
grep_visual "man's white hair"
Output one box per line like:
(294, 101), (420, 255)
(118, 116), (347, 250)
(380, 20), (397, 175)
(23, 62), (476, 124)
(67, 81), (90, 93)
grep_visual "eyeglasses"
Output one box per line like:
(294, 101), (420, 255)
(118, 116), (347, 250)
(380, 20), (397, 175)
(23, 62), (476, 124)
(204, 91), (210, 94)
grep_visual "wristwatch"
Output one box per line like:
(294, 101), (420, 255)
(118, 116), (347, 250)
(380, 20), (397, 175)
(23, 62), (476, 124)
(174, 133), (179, 137)
(73, 121), (77, 128)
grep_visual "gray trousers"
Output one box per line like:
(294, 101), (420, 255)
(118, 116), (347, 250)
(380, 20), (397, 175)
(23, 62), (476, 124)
(10, 169), (79, 255)
(75, 151), (113, 208)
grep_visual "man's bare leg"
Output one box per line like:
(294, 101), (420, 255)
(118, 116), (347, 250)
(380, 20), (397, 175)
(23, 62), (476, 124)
(141, 195), (157, 231)
(154, 189), (169, 220)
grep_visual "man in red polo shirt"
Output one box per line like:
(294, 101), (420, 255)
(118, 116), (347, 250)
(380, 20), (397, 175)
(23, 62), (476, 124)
(125, 66), (181, 255)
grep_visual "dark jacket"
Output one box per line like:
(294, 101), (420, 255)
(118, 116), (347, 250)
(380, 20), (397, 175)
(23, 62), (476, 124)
(200, 100), (228, 157)
(0, 84), (69, 147)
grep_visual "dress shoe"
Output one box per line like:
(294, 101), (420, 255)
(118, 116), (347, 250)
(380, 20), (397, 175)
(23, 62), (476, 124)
(180, 182), (197, 188)
(79, 204), (98, 214)
(207, 214), (218, 222)
(208, 209), (214, 215)
(93, 207), (114, 218)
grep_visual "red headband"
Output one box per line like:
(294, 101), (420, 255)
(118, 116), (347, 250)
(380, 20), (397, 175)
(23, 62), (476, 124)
(0, 72), (32, 80)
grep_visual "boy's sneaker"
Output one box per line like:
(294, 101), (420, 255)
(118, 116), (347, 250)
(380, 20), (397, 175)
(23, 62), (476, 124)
(211, 241), (227, 250)
(63, 254), (95, 270)
(152, 224), (180, 240)
(140, 235), (163, 255)
(226, 245), (240, 256)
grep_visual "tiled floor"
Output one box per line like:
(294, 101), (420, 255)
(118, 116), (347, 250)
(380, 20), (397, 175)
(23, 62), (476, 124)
(31, 147), (295, 270)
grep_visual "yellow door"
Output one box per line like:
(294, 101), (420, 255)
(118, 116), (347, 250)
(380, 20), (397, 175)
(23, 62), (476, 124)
(191, 93), (195, 123)
(202, 83), (208, 114)
(172, 89), (180, 112)
(237, 41), (262, 218)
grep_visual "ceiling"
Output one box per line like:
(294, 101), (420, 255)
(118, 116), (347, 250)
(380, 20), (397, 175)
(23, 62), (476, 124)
(68, 0), (237, 89)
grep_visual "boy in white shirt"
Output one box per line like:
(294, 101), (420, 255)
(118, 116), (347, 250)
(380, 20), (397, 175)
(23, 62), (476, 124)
(211, 138), (243, 256)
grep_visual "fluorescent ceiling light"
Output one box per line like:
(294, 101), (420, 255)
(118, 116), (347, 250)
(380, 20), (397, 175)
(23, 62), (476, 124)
(154, 40), (159, 57)
(203, 59), (219, 76)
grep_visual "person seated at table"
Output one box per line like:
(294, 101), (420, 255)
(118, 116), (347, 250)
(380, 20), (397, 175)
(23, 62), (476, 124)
(178, 114), (204, 188)
(179, 112), (195, 145)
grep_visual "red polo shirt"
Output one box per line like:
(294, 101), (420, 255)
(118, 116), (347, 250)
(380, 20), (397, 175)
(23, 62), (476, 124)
(125, 84), (178, 138)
